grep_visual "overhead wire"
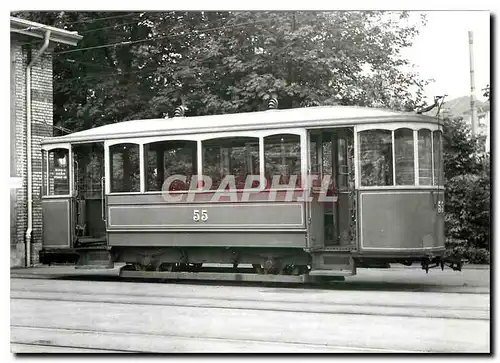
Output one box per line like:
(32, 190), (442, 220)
(63, 58), (116, 69)
(53, 18), (274, 55)
(14, 12), (141, 32)
(55, 66), (160, 85)
(60, 12), (141, 26)
(78, 19), (148, 34)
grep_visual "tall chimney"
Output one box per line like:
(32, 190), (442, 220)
(469, 31), (478, 135)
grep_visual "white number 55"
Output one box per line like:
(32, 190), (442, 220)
(193, 209), (208, 222)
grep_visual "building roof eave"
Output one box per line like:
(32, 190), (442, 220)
(10, 16), (83, 46)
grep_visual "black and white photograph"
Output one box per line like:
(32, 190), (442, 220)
(8, 7), (491, 354)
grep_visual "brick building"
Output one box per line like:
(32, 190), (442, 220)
(10, 17), (82, 267)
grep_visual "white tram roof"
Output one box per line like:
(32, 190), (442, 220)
(42, 105), (437, 145)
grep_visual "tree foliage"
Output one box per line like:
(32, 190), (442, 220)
(13, 11), (429, 132)
(442, 116), (490, 263)
(482, 84), (490, 101)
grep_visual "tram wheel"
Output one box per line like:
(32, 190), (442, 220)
(281, 265), (293, 275)
(189, 263), (203, 272)
(263, 258), (281, 275)
(122, 264), (137, 271)
(253, 264), (264, 274)
(291, 265), (309, 276)
(157, 263), (174, 272)
(133, 263), (147, 271)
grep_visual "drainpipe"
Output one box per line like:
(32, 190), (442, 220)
(25, 30), (51, 267)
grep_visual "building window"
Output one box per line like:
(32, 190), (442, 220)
(359, 130), (393, 186)
(109, 143), (140, 193)
(418, 129), (433, 185)
(144, 140), (197, 192)
(394, 128), (415, 185)
(202, 137), (259, 190)
(264, 134), (301, 188)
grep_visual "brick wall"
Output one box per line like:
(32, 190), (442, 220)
(11, 39), (54, 267)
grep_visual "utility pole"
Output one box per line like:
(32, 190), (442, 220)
(468, 30), (478, 135)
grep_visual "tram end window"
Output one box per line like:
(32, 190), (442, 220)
(433, 130), (444, 185)
(358, 130), (394, 187)
(395, 128), (415, 186)
(418, 129), (433, 186)
(44, 148), (70, 196)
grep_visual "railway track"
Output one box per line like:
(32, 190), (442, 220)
(11, 287), (489, 320)
(10, 269), (491, 353)
(11, 325), (415, 353)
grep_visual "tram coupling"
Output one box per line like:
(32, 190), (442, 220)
(420, 256), (464, 273)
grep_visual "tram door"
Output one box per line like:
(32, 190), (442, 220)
(72, 143), (106, 245)
(309, 128), (354, 248)
(41, 146), (75, 248)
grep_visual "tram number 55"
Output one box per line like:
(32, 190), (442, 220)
(193, 209), (208, 222)
(437, 201), (444, 214)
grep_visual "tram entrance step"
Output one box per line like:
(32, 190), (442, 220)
(76, 236), (107, 247)
(75, 264), (113, 269)
(76, 249), (112, 268)
(311, 252), (356, 276)
(309, 269), (353, 277)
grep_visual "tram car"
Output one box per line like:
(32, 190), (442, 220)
(39, 104), (459, 281)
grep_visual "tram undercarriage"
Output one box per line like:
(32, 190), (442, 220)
(39, 242), (461, 283)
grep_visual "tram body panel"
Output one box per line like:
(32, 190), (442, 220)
(108, 232), (307, 248)
(106, 195), (305, 232)
(41, 198), (73, 248)
(106, 194), (307, 249)
(358, 190), (445, 252)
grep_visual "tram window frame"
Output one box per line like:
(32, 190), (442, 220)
(42, 149), (47, 196)
(357, 125), (442, 189)
(202, 136), (260, 190)
(43, 148), (71, 197)
(418, 129), (433, 186)
(144, 140), (198, 193)
(432, 130), (444, 186)
(264, 133), (302, 189)
(358, 129), (394, 187)
(394, 128), (415, 186)
(109, 143), (141, 193)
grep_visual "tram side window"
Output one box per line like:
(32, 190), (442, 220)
(359, 130), (393, 186)
(43, 148), (70, 196)
(109, 143), (140, 193)
(433, 130), (443, 185)
(418, 130), (433, 185)
(394, 128), (415, 185)
(202, 137), (259, 190)
(264, 134), (301, 188)
(144, 140), (197, 192)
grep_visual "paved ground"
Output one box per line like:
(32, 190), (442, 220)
(10, 265), (490, 353)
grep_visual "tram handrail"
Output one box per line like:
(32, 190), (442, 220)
(101, 177), (106, 223)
